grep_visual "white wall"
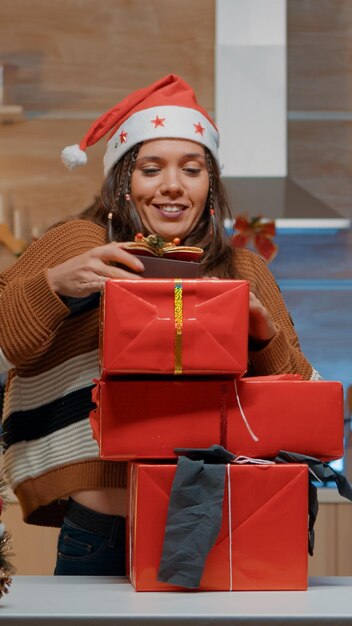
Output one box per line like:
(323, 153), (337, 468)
(215, 0), (287, 177)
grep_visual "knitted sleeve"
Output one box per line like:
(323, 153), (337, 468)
(233, 249), (313, 379)
(0, 219), (105, 371)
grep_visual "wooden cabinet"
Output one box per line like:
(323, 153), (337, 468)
(309, 498), (352, 576)
(4, 497), (352, 576)
(3, 503), (59, 575)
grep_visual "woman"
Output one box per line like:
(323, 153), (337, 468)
(0, 75), (316, 576)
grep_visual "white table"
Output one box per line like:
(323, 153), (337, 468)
(1, 576), (352, 625)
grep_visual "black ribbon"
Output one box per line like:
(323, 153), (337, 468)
(274, 450), (352, 556)
(157, 445), (235, 588)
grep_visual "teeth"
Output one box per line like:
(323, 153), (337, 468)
(158, 205), (184, 213)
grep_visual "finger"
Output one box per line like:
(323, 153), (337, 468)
(92, 259), (144, 280)
(249, 292), (264, 311)
(92, 265), (144, 281)
(90, 241), (127, 255)
(103, 267), (144, 280)
(249, 291), (259, 303)
(92, 242), (144, 271)
(101, 260), (145, 280)
(76, 278), (107, 296)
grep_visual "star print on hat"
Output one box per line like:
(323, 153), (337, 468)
(61, 74), (220, 176)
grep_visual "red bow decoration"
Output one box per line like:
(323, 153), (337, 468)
(89, 380), (101, 444)
(91, 379), (101, 410)
(232, 215), (278, 263)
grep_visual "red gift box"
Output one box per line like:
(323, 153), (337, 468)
(90, 377), (224, 459)
(100, 279), (249, 376)
(90, 375), (343, 461)
(128, 462), (308, 591)
(228, 376), (344, 462)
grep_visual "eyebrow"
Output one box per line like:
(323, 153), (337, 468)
(136, 152), (206, 163)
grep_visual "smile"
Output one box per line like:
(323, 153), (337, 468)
(154, 204), (188, 220)
(155, 204), (187, 213)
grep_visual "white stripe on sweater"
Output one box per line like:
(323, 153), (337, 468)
(2, 349), (99, 419)
(4, 418), (100, 489)
(0, 347), (14, 374)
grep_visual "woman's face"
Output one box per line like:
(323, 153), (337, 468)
(130, 139), (209, 242)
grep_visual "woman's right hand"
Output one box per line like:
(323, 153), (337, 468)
(46, 242), (144, 298)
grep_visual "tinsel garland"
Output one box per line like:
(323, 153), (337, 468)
(0, 469), (15, 598)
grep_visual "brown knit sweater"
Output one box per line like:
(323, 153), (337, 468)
(0, 219), (312, 527)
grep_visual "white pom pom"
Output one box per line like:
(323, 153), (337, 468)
(61, 144), (88, 170)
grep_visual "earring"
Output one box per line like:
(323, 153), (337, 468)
(125, 193), (131, 201)
(209, 208), (216, 237)
(107, 211), (113, 242)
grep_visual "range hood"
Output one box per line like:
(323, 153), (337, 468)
(222, 177), (351, 229)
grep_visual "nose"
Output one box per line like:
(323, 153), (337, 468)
(159, 169), (184, 197)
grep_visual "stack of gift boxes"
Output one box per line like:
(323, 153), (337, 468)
(90, 278), (344, 591)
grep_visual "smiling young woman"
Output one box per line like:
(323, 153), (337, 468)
(0, 74), (317, 578)
(130, 139), (209, 243)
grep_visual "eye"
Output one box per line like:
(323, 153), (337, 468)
(183, 167), (201, 175)
(142, 167), (160, 176)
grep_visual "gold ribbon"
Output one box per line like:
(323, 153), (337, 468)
(174, 280), (183, 374)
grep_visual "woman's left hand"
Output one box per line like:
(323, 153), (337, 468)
(249, 291), (277, 343)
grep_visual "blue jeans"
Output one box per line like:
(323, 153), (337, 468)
(54, 499), (126, 576)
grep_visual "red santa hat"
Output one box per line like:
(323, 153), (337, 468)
(61, 74), (219, 176)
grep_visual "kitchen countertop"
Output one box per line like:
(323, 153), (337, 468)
(2, 576), (352, 625)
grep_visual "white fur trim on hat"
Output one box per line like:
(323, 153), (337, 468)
(61, 144), (88, 170)
(103, 106), (220, 176)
